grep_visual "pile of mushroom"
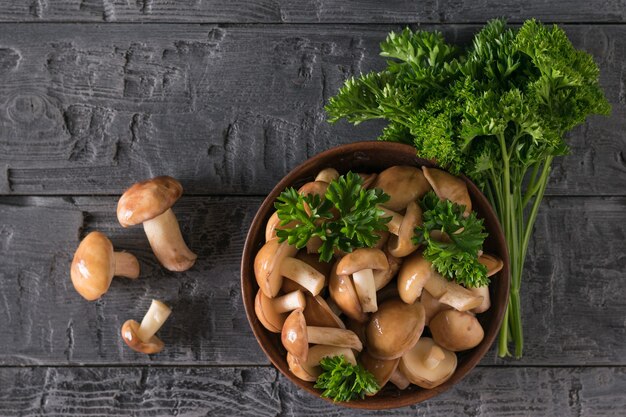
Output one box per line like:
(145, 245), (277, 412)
(69, 176), (195, 355)
(255, 165), (504, 395)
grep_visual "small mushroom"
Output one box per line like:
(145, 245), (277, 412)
(117, 176), (197, 272)
(373, 166), (431, 211)
(373, 249), (402, 290)
(470, 253), (504, 313)
(366, 299), (425, 360)
(121, 299), (171, 354)
(422, 167), (472, 216)
(287, 344), (356, 382)
(429, 310), (484, 352)
(386, 201), (422, 258)
(281, 309), (362, 362)
(360, 351), (401, 395)
(70, 231), (140, 301)
(255, 289), (306, 333)
(254, 238), (325, 298)
(420, 290), (451, 325)
(399, 337), (457, 388)
(389, 368), (411, 390)
(315, 168), (340, 184)
(329, 262), (368, 323)
(336, 248), (389, 313)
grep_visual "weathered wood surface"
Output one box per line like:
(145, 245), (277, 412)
(0, 24), (623, 196)
(1, 195), (624, 366)
(0, 366), (624, 416)
(1, 1), (626, 23)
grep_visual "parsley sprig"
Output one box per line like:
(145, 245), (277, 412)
(275, 172), (390, 262)
(414, 191), (488, 288)
(314, 355), (379, 402)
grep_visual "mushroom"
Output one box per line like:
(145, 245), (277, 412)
(254, 238), (325, 298)
(429, 310), (484, 352)
(287, 344), (357, 382)
(116, 176), (197, 272)
(280, 251), (332, 293)
(358, 172), (378, 189)
(281, 309), (362, 362)
(70, 231), (140, 301)
(373, 166), (431, 211)
(265, 211), (297, 242)
(420, 290), (451, 325)
(373, 249), (402, 290)
(121, 299), (171, 354)
(329, 262), (368, 323)
(302, 294), (345, 329)
(422, 167), (472, 216)
(470, 253), (504, 313)
(385, 201), (422, 258)
(255, 289), (306, 333)
(399, 337), (457, 389)
(360, 351), (401, 395)
(315, 168), (340, 184)
(397, 252), (483, 311)
(335, 248), (389, 313)
(366, 299), (425, 360)
(389, 368), (411, 390)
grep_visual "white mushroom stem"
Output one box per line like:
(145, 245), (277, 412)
(424, 272), (483, 311)
(352, 269), (378, 313)
(315, 168), (340, 184)
(113, 252), (140, 279)
(271, 290), (306, 313)
(423, 345), (446, 370)
(379, 207), (403, 235)
(137, 300), (172, 343)
(279, 257), (325, 296)
(390, 369), (411, 390)
(142, 208), (197, 272)
(306, 326), (363, 351)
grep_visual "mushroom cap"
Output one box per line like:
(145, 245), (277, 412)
(70, 231), (115, 301)
(469, 285), (491, 314)
(287, 344), (357, 382)
(373, 166), (431, 211)
(373, 250), (402, 290)
(265, 211), (298, 242)
(358, 172), (378, 189)
(421, 290), (451, 326)
(397, 251), (433, 304)
(399, 337), (457, 389)
(303, 294), (346, 329)
(281, 309), (309, 362)
(429, 310), (485, 352)
(336, 248), (389, 276)
(329, 264), (368, 323)
(388, 201), (422, 258)
(372, 229), (390, 250)
(422, 167), (472, 215)
(315, 168), (340, 184)
(121, 319), (165, 354)
(298, 181), (329, 198)
(360, 351), (400, 395)
(255, 290), (304, 333)
(287, 352), (318, 382)
(366, 299), (425, 360)
(479, 253), (504, 277)
(117, 176), (183, 227)
(254, 238), (298, 298)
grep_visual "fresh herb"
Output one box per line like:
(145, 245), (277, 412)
(275, 172), (390, 262)
(326, 19), (610, 358)
(414, 191), (488, 288)
(314, 355), (379, 402)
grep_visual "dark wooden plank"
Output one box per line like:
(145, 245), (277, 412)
(0, 0), (625, 23)
(0, 24), (623, 196)
(0, 195), (624, 366)
(0, 366), (624, 416)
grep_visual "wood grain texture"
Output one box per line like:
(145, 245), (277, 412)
(0, 24), (623, 196)
(1, 195), (624, 366)
(0, 0), (625, 23)
(0, 366), (624, 416)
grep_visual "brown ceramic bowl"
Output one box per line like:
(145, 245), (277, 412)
(241, 141), (510, 409)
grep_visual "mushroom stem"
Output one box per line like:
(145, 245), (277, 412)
(142, 208), (197, 272)
(306, 326), (363, 351)
(352, 269), (378, 313)
(137, 300), (172, 343)
(379, 207), (403, 235)
(272, 290), (306, 313)
(389, 369), (411, 390)
(423, 345), (445, 370)
(279, 257), (325, 296)
(113, 252), (140, 279)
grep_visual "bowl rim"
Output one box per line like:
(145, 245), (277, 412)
(241, 141), (510, 409)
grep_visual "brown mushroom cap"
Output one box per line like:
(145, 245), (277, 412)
(360, 351), (400, 395)
(71, 231), (115, 301)
(388, 201), (422, 258)
(315, 168), (340, 184)
(397, 251), (434, 304)
(265, 211), (298, 242)
(335, 248), (389, 276)
(255, 290), (306, 333)
(373, 249), (402, 290)
(479, 253), (504, 277)
(287, 345), (357, 382)
(121, 319), (165, 354)
(422, 167), (472, 216)
(399, 337), (457, 389)
(366, 299), (425, 360)
(282, 309), (309, 362)
(254, 238), (298, 297)
(117, 176), (183, 227)
(329, 264), (368, 323)
(298, 181), (328, 198)
(373, 166), (431, 211)
(429, 310), (485, 352)
(303, 294), (345, 329)
(358, 173), (378, 189)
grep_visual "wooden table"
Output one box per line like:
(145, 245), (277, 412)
(0, 2), (624, 415)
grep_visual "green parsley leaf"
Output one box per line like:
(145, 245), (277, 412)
(314, 355), (380, 402)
